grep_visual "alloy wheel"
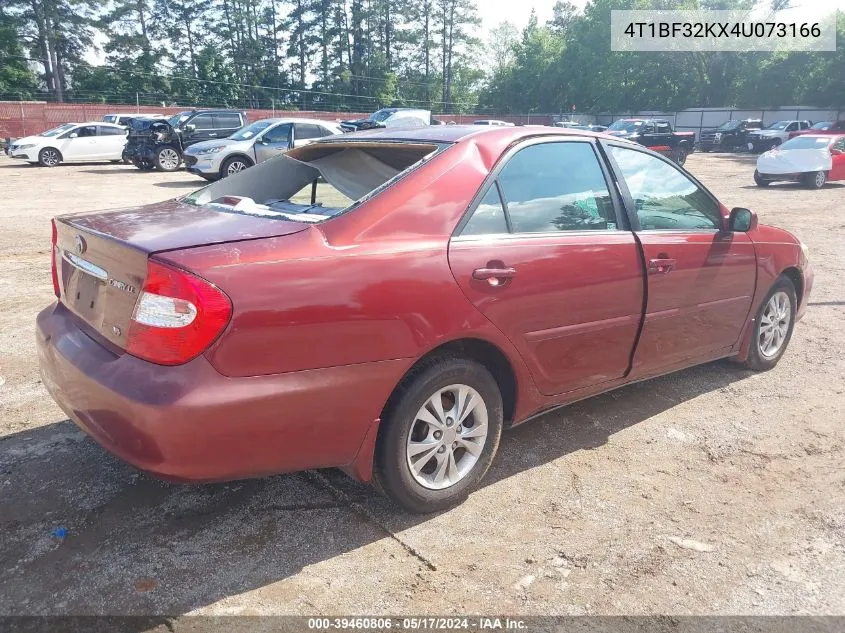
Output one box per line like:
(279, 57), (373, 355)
(815, 171), (825, 188)
(158, 148), (180, 170)
(406, 384), (489, 490)
(227, 160), (247, 175)
(758, 291), (791, 359)
(41, 149), (60, 166)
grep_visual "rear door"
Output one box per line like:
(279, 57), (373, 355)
(448, 138), (645, 396)
(97, 125), (128, 159)
(603, 142), (757, 377)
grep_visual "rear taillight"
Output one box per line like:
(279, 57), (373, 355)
(50, 219), (60, 297)
(126, 260), (232, 366)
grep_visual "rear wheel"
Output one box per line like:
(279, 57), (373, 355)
(802, 170), (826, 189)
(221, 156), (253, 178)
(754, 170), (771, 187)
(741, 276), (796, 371)
(673, 145), (688, 166)
(374, 356), (503, 513)
(38, 147), (62, 167)
(155, 146), (181, 172)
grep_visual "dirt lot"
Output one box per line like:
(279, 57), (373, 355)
(0, 152), (843, 618)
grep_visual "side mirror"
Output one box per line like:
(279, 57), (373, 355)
(725, 207), (757, 232)
(183, 124), (196, 133)
(68, 132), (78, 139)
(831, 148), (843, 156)
(256, 136), (269, 145)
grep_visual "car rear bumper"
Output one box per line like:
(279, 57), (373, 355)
(36, 302), (405, 482)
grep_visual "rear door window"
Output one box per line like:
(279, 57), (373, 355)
(213, 112), (243, 130)
(495, 141), (618, 233)
(294, 123), (327, 140)
(98, 125), (126, 136)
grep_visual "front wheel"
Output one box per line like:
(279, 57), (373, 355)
(802, 170), (826, 189)
(221, 156), (253, 178)
(155, 146), (181, 172)
(38, 147), (62, 167)
(742, 276), (797, 371)
(374, 356), (504, 513)
(673, 145), (688, 166)
(754, 170), (771, 187)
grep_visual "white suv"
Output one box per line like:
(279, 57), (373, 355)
(746, 120), (811, 152)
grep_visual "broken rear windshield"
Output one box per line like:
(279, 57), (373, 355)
(184, 141), (444, 223)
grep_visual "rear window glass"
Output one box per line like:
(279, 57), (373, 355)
(185, 142), (442, 223)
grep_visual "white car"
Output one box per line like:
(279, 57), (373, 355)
(8, 122), (128, 167)
(746, 120), (811, 152)
(755, 134), (845, 188)
(103, 113), (164, 126)
(473, 119), (515, 126)
(183, 118), (342, 180)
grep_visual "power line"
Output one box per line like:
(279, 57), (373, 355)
(1, 55), (483, 110)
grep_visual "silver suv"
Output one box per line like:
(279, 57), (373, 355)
(183, 118), (342, 180)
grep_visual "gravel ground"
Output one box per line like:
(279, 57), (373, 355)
(0, 152), (843, 618)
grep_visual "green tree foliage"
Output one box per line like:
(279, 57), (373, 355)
(1, 0), (842, 113)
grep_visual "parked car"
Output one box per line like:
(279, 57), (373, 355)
(103, 113), (164, 127)
(7, 122), (128, 166)
(123, 109), (248, 172)
(789, 120), (845, 138)
(37, 126), (812, 513)
(184, 118), (342, 180)
(340, 108), (431, 132)
(698, 119), (763, 152)
(754, 134), (845, 188)
(746, 120), (811, 152)
(473, 120), (515, 126)
(586, 124), (608, 133)
(605, 118), (695, 165)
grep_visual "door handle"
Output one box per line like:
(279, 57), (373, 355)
(648, 258), (677, 274)
(473, 266), (516, 287)
(208, 133), (218, 137)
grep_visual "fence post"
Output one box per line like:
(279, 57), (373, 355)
(20, 100), (26, 137)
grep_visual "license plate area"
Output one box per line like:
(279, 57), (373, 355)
(62, 252), (108, 326)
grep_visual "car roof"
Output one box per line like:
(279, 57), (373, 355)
(256, 117), (341, 125)
(78, 121), (124, 127)
(322, 124), (617, 147)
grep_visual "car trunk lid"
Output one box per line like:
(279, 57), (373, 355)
(54, 199), (309, 350)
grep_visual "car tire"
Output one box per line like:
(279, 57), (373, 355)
(155, 146), (181, 172)
(374, 356), (504, 514)
(802, 171), (826, 189)
(221, 156), (253, 178)
(754, 170), (771, 187)
(38, 147), (62, 167)
(741, 276), (797, 372)
(673, 146), (688, 166)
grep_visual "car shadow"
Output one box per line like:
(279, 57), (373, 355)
(80, 167), (155, 175)
(153, 180), (205, 189)
(738, 183), (845, 190)
(0, 359), (750, 617)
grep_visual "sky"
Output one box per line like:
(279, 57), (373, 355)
(479, 0), (588, 33)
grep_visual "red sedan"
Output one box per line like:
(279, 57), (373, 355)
(37, 126), (813, 513)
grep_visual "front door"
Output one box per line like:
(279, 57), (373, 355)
(448, 139), (645, 396)
(59, 125), (100, 161)
(254, 123), (292, 163)
(184, 113), (216, 145)
(604, 143), (757, 377)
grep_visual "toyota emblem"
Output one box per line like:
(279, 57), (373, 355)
(74, 235), (86, 255)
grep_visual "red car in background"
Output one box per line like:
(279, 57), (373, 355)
(789, 120), (845, 139)
(37, 126), (813, 513)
